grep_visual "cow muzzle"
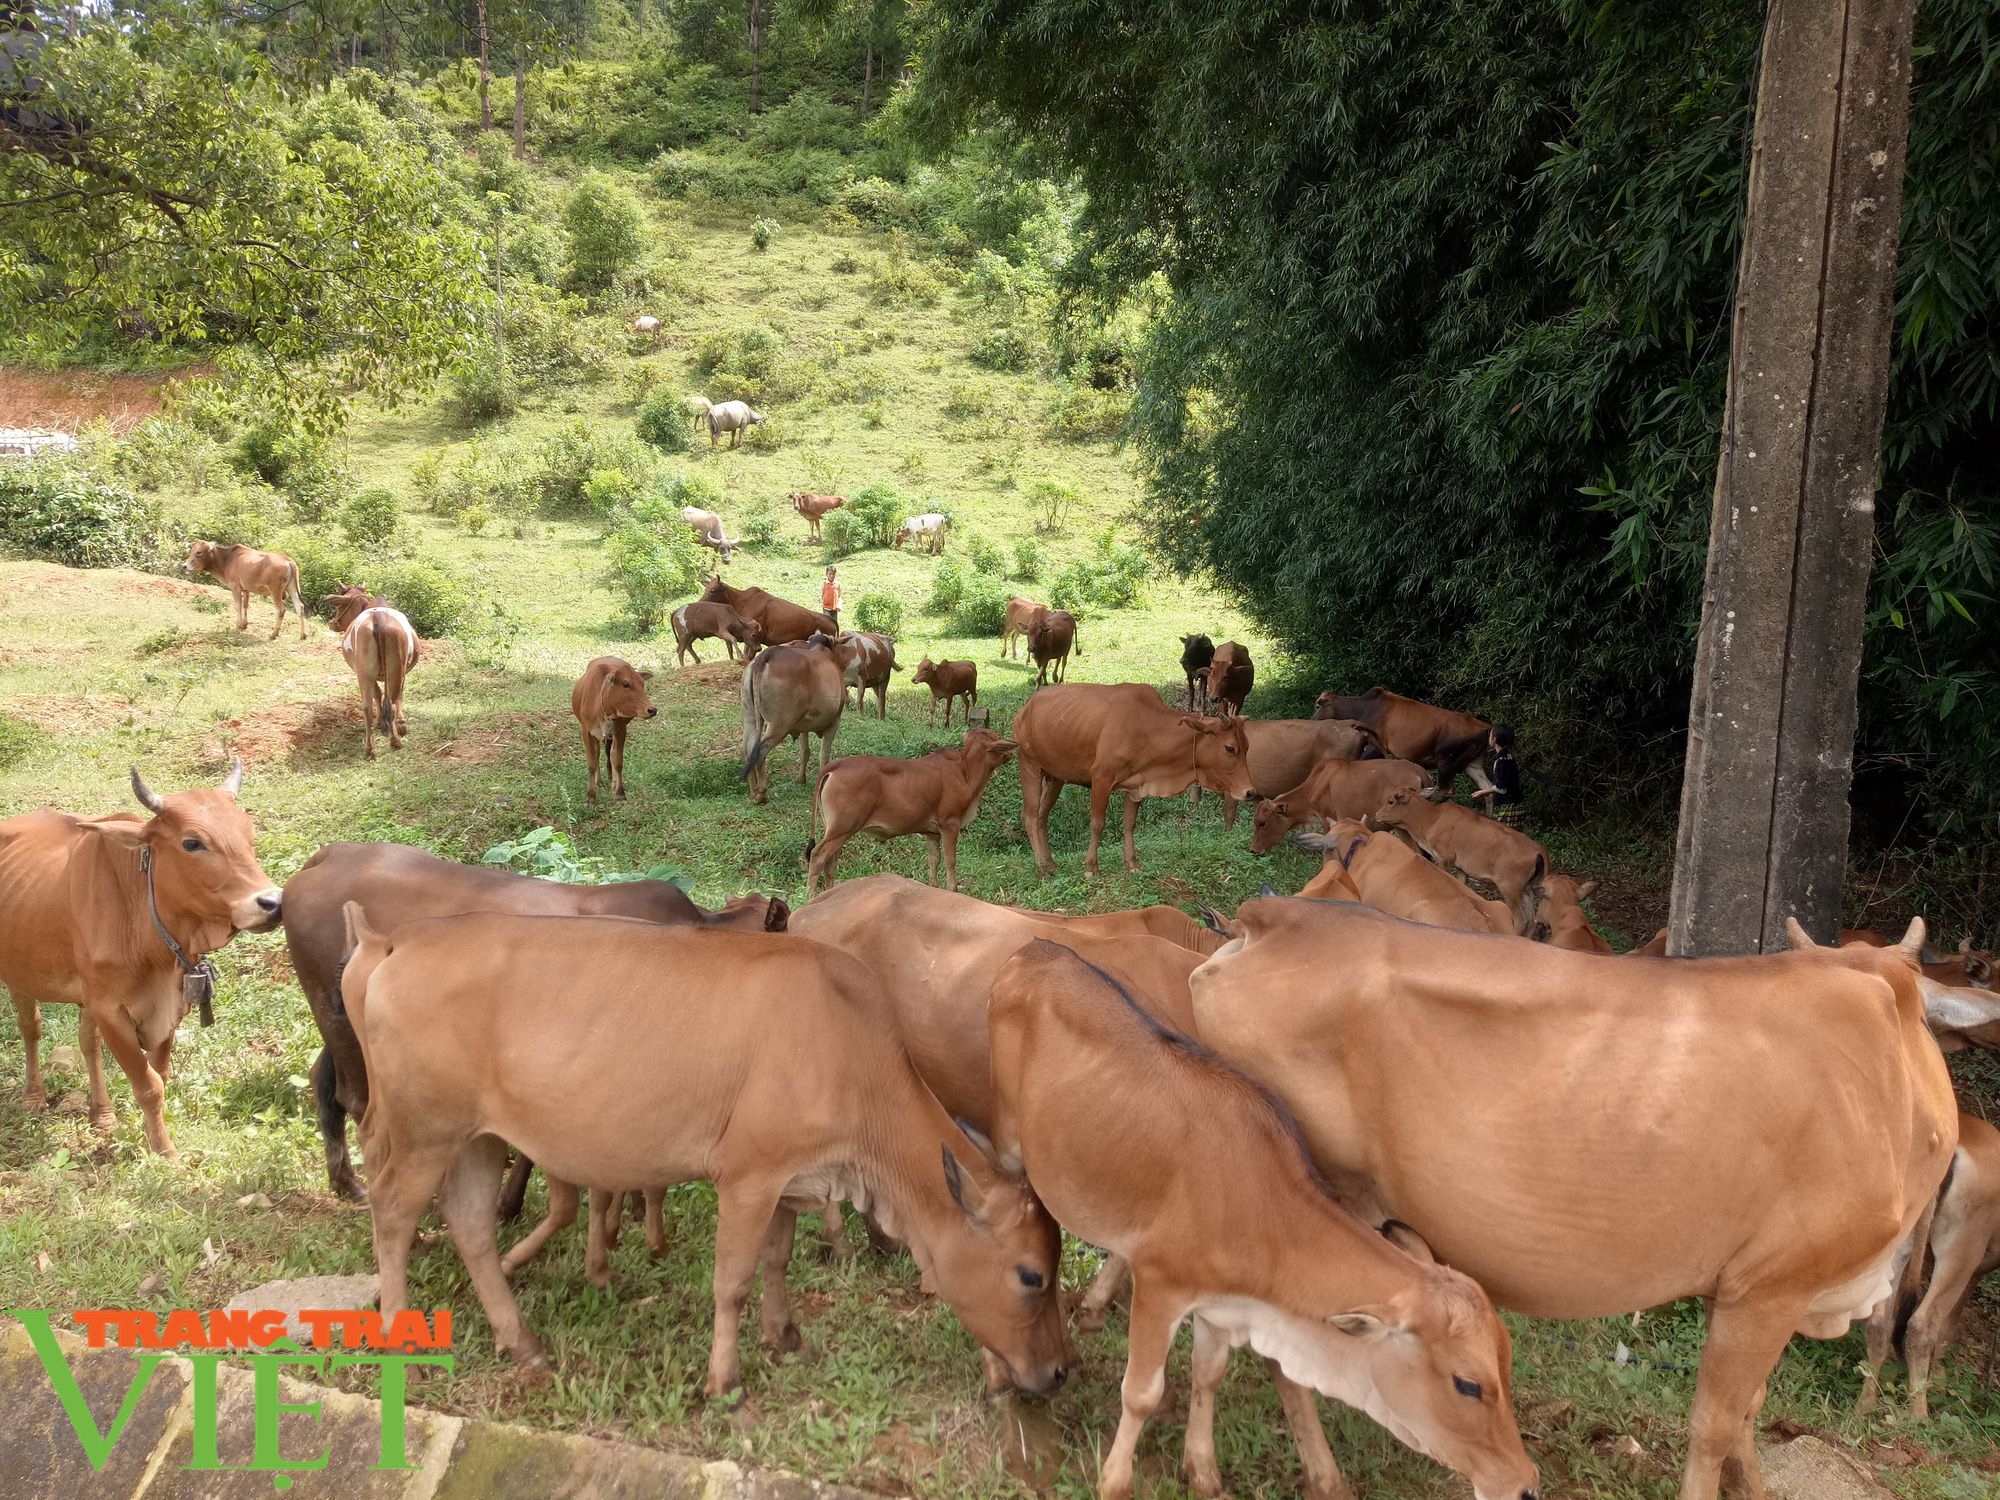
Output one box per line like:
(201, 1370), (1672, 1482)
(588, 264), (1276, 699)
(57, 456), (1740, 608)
(233, 889), (284, 931)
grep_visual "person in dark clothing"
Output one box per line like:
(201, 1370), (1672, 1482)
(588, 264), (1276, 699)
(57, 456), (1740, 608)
(1474, 724), (1524, 828)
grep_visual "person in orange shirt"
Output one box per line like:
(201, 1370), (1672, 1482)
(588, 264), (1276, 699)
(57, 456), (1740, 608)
(821, 566), (842, 630)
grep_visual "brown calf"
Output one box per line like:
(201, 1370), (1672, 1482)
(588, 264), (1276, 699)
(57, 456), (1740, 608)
(742, 636), (845, 803)
(1014, 683), (1252, 877)
(1246, 758), (1429, 853)
(806, 729), (1018, 895)
(571, 656), (657, 803)
(0, 762), (282, 1158)
(988, 941), (1538, 1500)
(184, 540), (306, 640)
(1002, 596), (1050, 660)
(789, 491), (845, 542)
(1313, 686), (1494, 797)
(1368, 787), (1549, 935)
(339, 908), (1070, 1396)
(670, 600), (764, 666)
(828, 630), (899, 718)
(338, 605), (420, 759)
(1533, 874), (1614, 952)
(1217, 716), (1382, 830)
(911, 657), (977, 726)
(1297, 821), (1515, 935)
(701, 574), (835, 646)
(1026, 610), (1078, 686)
(1203, 641), (1254, 717)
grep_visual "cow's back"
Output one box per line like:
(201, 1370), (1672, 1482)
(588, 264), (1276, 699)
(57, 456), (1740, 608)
(1014, 683), (1177, 784)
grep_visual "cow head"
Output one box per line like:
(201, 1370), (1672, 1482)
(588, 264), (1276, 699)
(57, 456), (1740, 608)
(1531, 875), (1600, 949)
(1249, 797), (1319, 855)
(183, 540), (221, 576)
(1368, 788), (1419, 831)
(123, 760), (283, 946)
(321, 584), (378, 634)
(958, 728), (1019, 775)
(912, 658), (938, 689)
(597, 662), (656, 725)
(1310, 689), (1342, 721)
(934, 1121), (1071, 1396)
(1180, 713), (1254, 800)
(699, 574), (731, 605)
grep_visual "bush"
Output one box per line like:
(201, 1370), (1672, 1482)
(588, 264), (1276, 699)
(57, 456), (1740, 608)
(0, 462), (160, 568)
(844, 483), (906, 550)
(966, 534), (1005, 574)
(948, 576), (1010, 636)
(740, 494), (793, 555)
(282, 532), (364, 612)
(460, 503), (492, 536)
(638, 469), (726, 525)
(1050, 531), (1154, 614)
(636, 389), (693, 450)
(341, 487), (403, 550)
(583, 468), (642, 515)
(972, 325), (1036, 372)
(602, 516), (707, 631)
(374, 555), (474, 637)
(410, 449), (446, 512)
(1012, 536), (1046, 581)
(751, 217), (779, 250)
(1044, 382), (1130, 443)
(565, 172), (647, 293)
(203, 487), (281, 548)
(1050, 559), (1098, 616)
(927, 554), (966, 613)
(533, 421), (659, 514)
(229, 423), (297, 487)
(854, 592), (905, 637)
(819, 506), (867, 558)
(944, 383), (993, 419)
(120, 417), (203, 491)
(862, 398), (887, 428)
(1027, 477), (1084, 534)
(281, 448), (354, 524)
(445, 355), (519, 427)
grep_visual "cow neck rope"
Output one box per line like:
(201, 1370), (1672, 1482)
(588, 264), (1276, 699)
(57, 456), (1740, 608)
(139, 845), (217, 1027)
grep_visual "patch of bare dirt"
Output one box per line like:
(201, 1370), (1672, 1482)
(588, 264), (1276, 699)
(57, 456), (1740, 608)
(683, 661), (748, 689)
(428, 709), (565, 764)
(0, 367), (209, 435)
(118, 575), (206, 601)
(1, 693), (137, 734)
(205, 701), (360, 765)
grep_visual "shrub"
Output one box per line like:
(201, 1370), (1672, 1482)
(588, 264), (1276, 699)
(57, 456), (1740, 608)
(410, 449), (446, 512)
(602, 516), (707, 631)
(534, 421), (659, 514)
(943, 383), (992, 419)
(341, 487), (403, 550)
(819, 506), (866, 558)
(845, 484), (906, 549)
(830, 251), (861, 274)
(1044, 383), (1130, 443)
(565, 172), (647, 293)
(625, 361), (661, 407)
(204, 487), (281, 548)
(1012, 536), (1046, 581)
(972, 325), (1035, 372)
(966, 534), (1005, 574)
(460, 503), (492, 536)
(862, 398), (887, 428)
(374, 555), (474, 637)
(445, 355), (519, 427)
(120, 417), (202, 491)
(837, 178), (918, 227)
(896, 449), (929, 482)
(854, 592), (904, 637)
(636, 389), (693, 450)
(1050, 560), (1097, 616)
(740, 494), (793, 556)
(583, 468), (642, 515)
(751, 217), (779, 250)
(0, 463), (160, 568)
(868, 254), (947, 307)
(229, 423), (296, 487)
(948, 576), (1010, 636)
(1027, 477), (1084, 534)
(283, 532), (363, 612)
(0, 712), (37, 769)
(927, 554), (966, 613)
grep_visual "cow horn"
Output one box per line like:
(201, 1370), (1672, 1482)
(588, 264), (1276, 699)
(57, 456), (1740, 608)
(219, 757), (244, 799)
(1898, 917), (1927, 958)
(1784, 918), (1816, 952)
(1260, 883), (1279, 899)
(130, 765), (165, 813)
(1195, 902), (1229, 936)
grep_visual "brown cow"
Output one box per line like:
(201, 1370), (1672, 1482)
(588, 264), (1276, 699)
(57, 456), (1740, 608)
(1297, 857), (1364, 903)
(1002, 596), (1050, 660)
(184, 540), (306, 640)
(283, 841), (786, 1202)
(1294, 822), (1515, 935)
(828, 630), (899, 718)
(337, 604), (420, 759)
(571, 656), (657, 804)
(1026, 610), (1077, 686)
(1314, 686), (1494, 797)
(742, 635), (845, 803)
(1532, 874), (1615, 952)
(338, 907), (1071, 1396)
(806, 729), (1017, 895)
(1368, 787), (1549, 935)
(1246, 758), (1430, 853)
(1014, 683), (1253, 877)
(1190, 900), (1957, 1500)
(911, 658), (977, 727)
(789, 491), (845, 542)
(0, 762), (282, 1156)
(988, 941), (1539, 1500)
(670, 600), (764, 666)
(1216, 717), (1383, 830)
(1017, 905), (1226, 956)
(701, 575), (836, 646)
(1204, 641), (1254, 717)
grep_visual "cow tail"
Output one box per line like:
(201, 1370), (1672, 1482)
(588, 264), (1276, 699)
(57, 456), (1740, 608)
(741, 656), (768, 777)
(286, 560), (307, 635)
(377, 618), (408, 733)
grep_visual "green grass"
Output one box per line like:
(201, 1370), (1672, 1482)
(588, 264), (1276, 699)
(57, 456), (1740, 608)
(2, 204), (1998, 1498)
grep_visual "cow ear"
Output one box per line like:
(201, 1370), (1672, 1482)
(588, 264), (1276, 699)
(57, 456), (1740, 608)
(1325, 1309), (1397, 1338)
(639, 670), (654, 681)
(941, 1145), (988, 1226)
(86, 818), (148, 850)
(1575, 879), (1599, 899)
(1379, 1220), (1437, 1264)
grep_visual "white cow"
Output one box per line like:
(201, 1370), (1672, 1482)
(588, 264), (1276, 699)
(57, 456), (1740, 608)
(682, 507), (740, 562)
(895, 513), (949, 555)
(706, 400), (763, 448)
(631, 315), (662, 339)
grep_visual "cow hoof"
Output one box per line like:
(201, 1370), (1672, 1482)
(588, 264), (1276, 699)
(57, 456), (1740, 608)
(1073, 1305), (1109, 1334)
(22, 1091), (47, 1111)
(90, 1109), (117, 1131)
(616, 791), (627, 802)
(510, 1346), (553, 1373)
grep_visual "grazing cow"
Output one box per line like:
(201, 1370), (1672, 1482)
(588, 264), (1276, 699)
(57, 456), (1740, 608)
(1026, 610), (1078, 686)
(707, 399), (763, 447)
(321, 583), (387, 634)
(1179, 634), (1215, 711)
(571, 656), (657, 804)
(183, 540), (306, 640)
(335, 602), (420, 759)
(700, 574), (835, 646)
(911, 658), (977, 727)
(988, 941), (1538, 1500)
(686, 394), (713, 429)
(806, 729), (1018, 895)
(828, 630), (899, 718)
(789, 491), (845, 542)
(631, 314), (661, 335)
(339, 907), (1071, 1395)
(1532, 874), (1615, 952)
(1295, 823), (1515, 936)
(1203, 641), (1254, 717)
(894, 513), (949, 554)
(1189, 900), (1958, 1500)
(1314, 686), (1495, 797)
(1856, 1111), (2000, 1422)
(1246, 759), (1430, 853)
(0, 762), (282, 1157)
(1368, 787), (1549, 935)
(282, 841), (786, 1202)
(742, 636), (846, 804)
(669, 600), (764, 666)
(1014, 683), (1253, 877)
(1216, 717), (1383, 830)
(1003, 596), (1050, 660)
(682, 506), (740, 561)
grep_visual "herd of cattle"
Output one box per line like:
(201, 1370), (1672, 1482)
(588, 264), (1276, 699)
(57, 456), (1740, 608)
(2, 536), (1994, 1500)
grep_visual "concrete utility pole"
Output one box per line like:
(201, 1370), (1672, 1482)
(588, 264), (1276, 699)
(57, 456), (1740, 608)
(1669, 0), (1917, 956)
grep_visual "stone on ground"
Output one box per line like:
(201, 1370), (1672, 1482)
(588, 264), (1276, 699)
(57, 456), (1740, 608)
(223, 1273), (380, 1350)
(1758, 1436), (1893, 1500)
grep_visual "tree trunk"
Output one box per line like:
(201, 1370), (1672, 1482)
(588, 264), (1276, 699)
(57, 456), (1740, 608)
(748, 0), (762, 115)
(513, 49), (527, 158)
(862, 41), (872, 119)
(477, 0), (492, 130)
(1667, 0), (1918, 956)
